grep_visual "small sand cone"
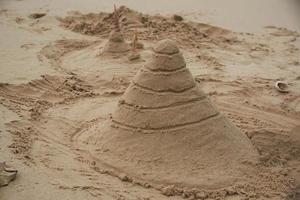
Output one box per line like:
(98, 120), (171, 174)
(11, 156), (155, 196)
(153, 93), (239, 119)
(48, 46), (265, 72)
(95, 39), (258, 189)
(132, 30), (138, 49)
(102, 5), (130, 54)
(128, 30), (141, 61)
(130, 29), (144, 49)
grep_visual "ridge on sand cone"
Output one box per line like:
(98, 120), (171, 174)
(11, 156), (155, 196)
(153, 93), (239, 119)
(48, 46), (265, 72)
(102, 5), (130, 54)
(93, 39), (258, 189)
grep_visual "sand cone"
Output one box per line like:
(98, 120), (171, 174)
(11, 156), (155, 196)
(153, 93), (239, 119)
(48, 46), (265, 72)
(128, 30), (141, 61)
(96, 39), (258, 189)
(102, 5), (130, 54)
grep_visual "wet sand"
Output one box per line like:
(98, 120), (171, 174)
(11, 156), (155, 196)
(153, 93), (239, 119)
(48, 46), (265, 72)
(0, 1), (300, 200)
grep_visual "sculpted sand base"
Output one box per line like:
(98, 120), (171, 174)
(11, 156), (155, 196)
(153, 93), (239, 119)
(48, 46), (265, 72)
(92, 40), (258, 189)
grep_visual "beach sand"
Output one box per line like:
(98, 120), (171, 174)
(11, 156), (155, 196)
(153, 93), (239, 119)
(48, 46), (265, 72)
(0, 0), (299, 199)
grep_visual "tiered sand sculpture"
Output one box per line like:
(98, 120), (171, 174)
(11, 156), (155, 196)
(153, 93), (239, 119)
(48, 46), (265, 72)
(96, 39), (258, 189)
(102, 6), (130, 54)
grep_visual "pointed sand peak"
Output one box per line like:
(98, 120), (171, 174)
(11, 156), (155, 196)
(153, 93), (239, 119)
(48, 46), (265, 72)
(113, 4), (121, 32)
(153, 39), (179, 55)
(147, 39), (185, 71)
(101, 5), (130, 54)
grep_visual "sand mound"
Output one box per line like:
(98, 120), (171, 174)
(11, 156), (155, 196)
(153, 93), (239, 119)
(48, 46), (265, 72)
(93, 39), (258, 189)
(59, 6), (237, 50)
(102, 31), (130, 54)
(101, 6), (130, 54)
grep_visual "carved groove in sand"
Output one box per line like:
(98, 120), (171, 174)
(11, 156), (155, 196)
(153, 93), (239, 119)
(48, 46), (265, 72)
(95, 39), (258, 189)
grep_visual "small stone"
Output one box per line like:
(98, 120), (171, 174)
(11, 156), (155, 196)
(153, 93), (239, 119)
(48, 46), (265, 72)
(173, 14), (183, 21)
(119, 173), (129, 182)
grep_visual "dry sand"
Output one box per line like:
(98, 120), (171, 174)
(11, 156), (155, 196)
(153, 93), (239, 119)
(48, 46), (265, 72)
(0, 1), (300, 200)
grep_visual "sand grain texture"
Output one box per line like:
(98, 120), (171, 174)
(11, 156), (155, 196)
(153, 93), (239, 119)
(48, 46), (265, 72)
(0, 2), (300, 200)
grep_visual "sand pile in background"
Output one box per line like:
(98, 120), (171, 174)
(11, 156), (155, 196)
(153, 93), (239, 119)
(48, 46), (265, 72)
(91, 40), (258, 190)
(101, 6), (130, 54)
(59, 6), (236, 49)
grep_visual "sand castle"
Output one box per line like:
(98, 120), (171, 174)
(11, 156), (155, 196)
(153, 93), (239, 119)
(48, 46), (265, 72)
(96, 39), (258, 189)
(102, 6), (130, 54)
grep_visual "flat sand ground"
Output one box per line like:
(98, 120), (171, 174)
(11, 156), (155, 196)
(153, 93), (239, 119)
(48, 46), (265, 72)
(0, 0), (300, 199)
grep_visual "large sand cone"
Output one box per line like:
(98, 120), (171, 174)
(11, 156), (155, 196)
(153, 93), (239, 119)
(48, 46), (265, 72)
(102, 6), (130, 54)
(96, 39), (258, 189)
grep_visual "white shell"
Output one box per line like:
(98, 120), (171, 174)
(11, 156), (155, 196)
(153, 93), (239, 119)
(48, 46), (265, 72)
(275, 81), (289, 93)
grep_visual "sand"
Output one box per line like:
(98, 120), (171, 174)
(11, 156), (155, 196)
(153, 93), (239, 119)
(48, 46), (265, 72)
(0, 1), (300, 200)
(87, 39), (259, 193)
(101, 6), (130, 55)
